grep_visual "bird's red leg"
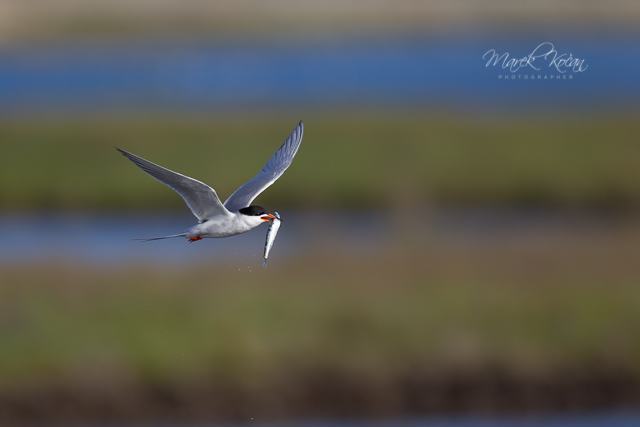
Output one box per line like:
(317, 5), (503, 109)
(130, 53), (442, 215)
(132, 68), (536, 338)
(188, 236), (203, 242)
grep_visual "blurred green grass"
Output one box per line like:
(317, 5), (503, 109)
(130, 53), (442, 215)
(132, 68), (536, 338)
(1, 231), (639, 388)
(1, 113), (638, 211)
(1, 224), (639, 420)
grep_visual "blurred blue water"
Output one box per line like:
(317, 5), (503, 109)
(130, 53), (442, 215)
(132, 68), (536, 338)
(135, 412), (640, 427)
(280, 413), (640, 427)
(0, 210), (622, 266)
(0, 211), (390, 266)
(1, 36), (638, 112)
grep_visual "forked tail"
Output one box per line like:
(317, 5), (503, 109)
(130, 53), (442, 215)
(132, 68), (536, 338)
(134, 233), (187, 242)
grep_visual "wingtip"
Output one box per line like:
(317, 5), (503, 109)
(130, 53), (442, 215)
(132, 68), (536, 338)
(115, 147), (138, 159)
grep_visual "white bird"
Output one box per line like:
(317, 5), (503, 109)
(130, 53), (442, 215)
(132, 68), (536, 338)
(116, 121), (303, 245)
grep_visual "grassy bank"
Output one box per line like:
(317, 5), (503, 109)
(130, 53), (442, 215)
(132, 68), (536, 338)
(1, 113), (639, 211)
(1, 224), (639, 422)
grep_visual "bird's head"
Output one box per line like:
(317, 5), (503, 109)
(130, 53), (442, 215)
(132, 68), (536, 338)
(239, 205), (280, 222)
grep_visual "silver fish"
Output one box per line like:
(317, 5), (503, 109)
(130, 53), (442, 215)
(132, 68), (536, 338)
(262, 211), (281, 266)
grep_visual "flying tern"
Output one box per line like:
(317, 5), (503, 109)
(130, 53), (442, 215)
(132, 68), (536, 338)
(116, 121), (303, 250)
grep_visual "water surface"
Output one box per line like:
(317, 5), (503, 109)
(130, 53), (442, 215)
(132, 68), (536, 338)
(0, 210), (624, 266)
(114, 412), (640, 427)
(1, 37), (638, 112)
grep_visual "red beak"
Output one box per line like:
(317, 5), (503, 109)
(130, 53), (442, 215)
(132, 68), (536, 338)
(260, 213), (277, 222)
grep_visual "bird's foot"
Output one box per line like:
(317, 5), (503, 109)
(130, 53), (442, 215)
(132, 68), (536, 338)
(188, 235), (203, 242)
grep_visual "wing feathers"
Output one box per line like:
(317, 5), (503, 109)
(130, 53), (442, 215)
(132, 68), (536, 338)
(116, 148), (230, 221)
(224, 121), (304, 212)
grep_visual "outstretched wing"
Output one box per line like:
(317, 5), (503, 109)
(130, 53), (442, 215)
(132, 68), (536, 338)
(224, 121), (304, 212)
(116, 148), (231, 221)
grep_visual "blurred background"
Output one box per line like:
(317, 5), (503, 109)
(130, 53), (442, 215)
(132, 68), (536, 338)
(1, 1), (639, 426)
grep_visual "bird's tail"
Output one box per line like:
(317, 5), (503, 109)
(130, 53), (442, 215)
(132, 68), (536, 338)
(134, 233), (187, 242)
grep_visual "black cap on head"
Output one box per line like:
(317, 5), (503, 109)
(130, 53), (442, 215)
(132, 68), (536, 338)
(239, 205), (267, 216)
